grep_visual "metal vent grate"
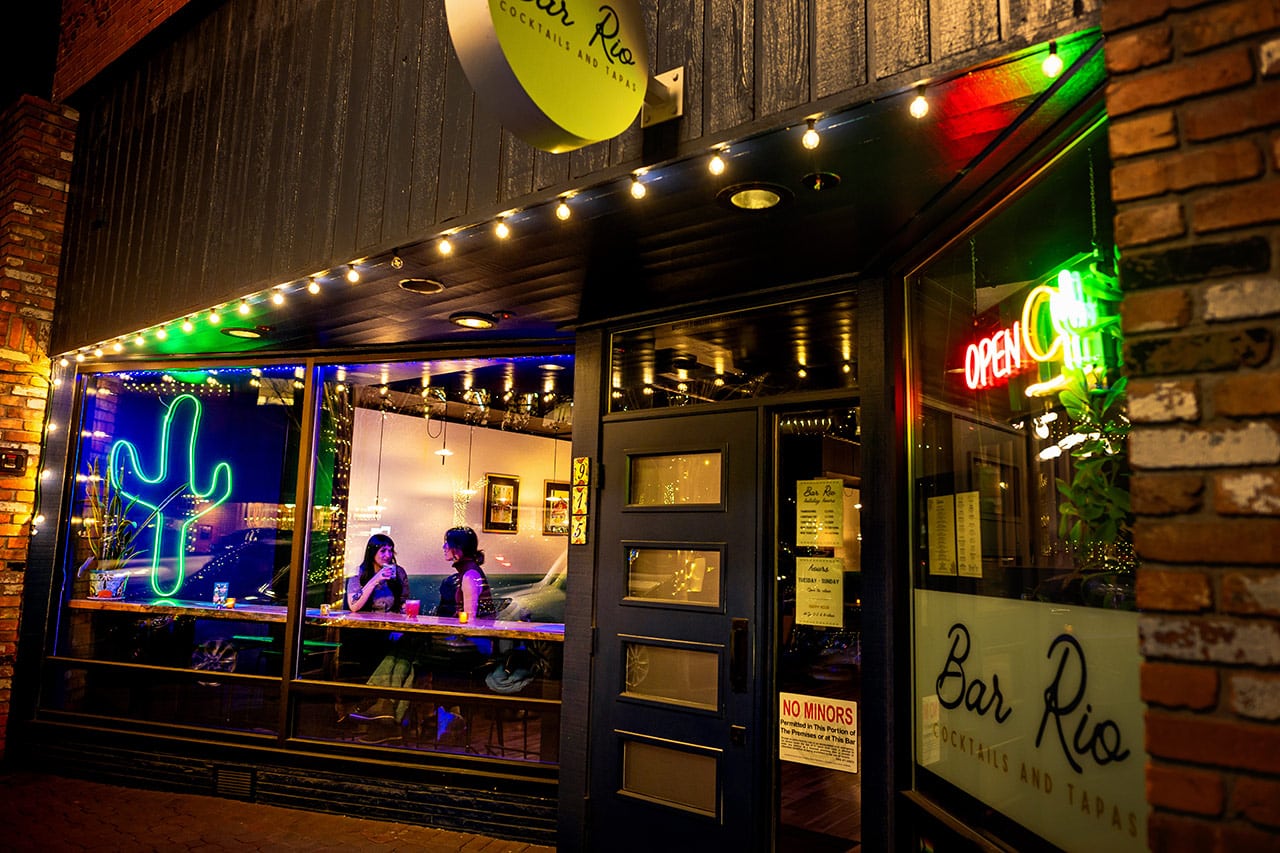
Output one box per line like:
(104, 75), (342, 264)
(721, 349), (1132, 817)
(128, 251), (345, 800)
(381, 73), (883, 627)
(214, 766), (254, 800)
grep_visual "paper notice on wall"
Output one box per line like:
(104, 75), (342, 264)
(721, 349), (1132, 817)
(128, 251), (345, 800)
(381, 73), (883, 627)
(779, 692), (858, 773)
(927, 495), (957, 575)
(954, 490), (982, 578)
(796, 557), (844, 628)
(796, 479), (843, 548)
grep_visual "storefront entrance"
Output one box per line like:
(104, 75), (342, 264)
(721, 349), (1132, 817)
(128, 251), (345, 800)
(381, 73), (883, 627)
(589, 408), (764, 849)
(588, 399), (866, 851)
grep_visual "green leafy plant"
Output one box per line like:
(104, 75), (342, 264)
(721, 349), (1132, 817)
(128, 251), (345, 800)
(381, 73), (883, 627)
(1052, 369), (1135, 607)
(79, 456), (183, 568)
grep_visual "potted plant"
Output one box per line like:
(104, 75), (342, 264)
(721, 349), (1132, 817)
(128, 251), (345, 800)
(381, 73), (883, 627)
(77, 457), (182, 598)
(1050, 369), (1136, 609)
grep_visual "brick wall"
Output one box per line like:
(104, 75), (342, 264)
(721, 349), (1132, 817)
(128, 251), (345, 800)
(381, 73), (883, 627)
(54, 0), (195, 103)
(0, 95), (77, 758)
(1102, 0), (1280, 849)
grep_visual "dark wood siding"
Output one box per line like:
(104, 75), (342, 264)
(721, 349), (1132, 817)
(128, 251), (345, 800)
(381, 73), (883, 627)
(53, 0), (1099, 351)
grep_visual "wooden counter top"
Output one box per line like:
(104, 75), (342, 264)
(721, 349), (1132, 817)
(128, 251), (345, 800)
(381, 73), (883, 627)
(68, 598), (565, 641)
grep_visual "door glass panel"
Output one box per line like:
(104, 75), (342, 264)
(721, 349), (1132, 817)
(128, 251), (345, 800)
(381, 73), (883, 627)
(629, 452), (722, 505)
(622, 740), (718, 816)
(623, 641), (719, 709)
(775, 407), (862, 850)
(626, 547), (721, 605)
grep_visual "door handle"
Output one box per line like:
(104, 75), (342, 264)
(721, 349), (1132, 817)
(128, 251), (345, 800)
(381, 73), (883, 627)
(730, 617), (749, 693)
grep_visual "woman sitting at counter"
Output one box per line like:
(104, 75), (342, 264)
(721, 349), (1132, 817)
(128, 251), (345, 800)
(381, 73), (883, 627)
(344, 534), (414, 740)
(442, 525), (494, 621)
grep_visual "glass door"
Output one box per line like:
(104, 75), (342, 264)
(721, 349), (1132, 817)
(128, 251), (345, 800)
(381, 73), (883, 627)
(774, 406), (863, 852)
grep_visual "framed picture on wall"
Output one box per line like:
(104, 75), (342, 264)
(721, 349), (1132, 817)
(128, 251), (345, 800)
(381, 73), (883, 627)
(543, 480), (570, 535)
(483, 473), (520, 533)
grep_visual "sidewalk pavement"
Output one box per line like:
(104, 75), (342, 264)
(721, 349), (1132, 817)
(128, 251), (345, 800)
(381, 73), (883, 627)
(0, 768), (557, 852)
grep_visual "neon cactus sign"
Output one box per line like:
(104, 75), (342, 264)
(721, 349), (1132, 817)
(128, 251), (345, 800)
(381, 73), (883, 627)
(108, 393), (234, 596)
(964, 258), (1120, 396)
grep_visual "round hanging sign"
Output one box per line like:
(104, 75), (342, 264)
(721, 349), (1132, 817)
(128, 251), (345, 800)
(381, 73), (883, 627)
(445, 0), (649, 154)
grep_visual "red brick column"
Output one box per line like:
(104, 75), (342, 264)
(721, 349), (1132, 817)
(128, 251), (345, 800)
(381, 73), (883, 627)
(1102, 1), (1280, 849)
(0, 95), (76, 757)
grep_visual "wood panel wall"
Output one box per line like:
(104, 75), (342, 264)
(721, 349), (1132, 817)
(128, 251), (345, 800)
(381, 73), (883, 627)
(53, 0), (1098, 352)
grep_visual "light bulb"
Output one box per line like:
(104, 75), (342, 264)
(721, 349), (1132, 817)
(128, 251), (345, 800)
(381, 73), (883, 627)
(209, 310), (221, 324)
(75, 353), (85, 362)
(708, 153), (725, 175)
(802, 118), (820, 150)
(182, 318), (195, 333)
(308, 277), (321, 294)
(134, 334), (145, 346)
(112, 342), (123, 352)
(59, 357), (69, 367)
(92, 348), (103, 357)
(1042, 42), (1063, 78)
(439, 237), (453, 255)
(495, 220), (510, 239)
(345, 265), (360, 283)
(910, 87), (929, 119)
(390, 253), (404, 269)
(238, 300), (250, 315)
(156, 327), (168, 340)
(272, 291), (284, 305)
(630, 175), (646, 199)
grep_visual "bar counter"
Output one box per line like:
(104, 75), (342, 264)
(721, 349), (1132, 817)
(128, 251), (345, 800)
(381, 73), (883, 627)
(69, 597), (565, 641)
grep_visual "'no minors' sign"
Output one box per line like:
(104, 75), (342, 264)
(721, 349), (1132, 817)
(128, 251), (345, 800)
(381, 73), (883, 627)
(779, 692), (858, 773)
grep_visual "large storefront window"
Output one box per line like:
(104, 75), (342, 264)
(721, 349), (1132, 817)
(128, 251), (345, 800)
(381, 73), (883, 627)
(44, 355), (568, 765)
(292, 356), (568, 760)
(49, 364), (305, 733)
(908, 123), (1147, 850)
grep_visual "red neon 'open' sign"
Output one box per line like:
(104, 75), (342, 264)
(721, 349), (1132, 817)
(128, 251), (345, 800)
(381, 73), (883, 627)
(964, 321), (1023, 390)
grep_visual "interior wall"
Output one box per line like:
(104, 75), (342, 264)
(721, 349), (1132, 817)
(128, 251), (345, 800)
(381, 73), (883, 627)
(345, 407), (570, 582)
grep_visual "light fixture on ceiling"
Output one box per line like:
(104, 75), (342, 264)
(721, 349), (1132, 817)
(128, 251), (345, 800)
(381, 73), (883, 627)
(556, 198), (572, 220)
(156, 327), (168, 340)
(438, 237), (453, 255)
(238, 299), (251, 315)
(801, 171), (841, 191)
(398, 277), (445, 295)
(1042, 41), (1063, 78)
(630, 173), (647, 199)
(391, 249), (404, 269)
(708, 151), (726, 175)
(221, 326), (268, 340)
(910, 85), (929, 119)
(802, 117), (820, 150)
(717, 182), (792, 211)
(209, 310), (222, 324)
(450, 311), (498, 330)
(182, 317), (195, 333)
(494, 218), (511, 239)
(308, 276), (321, 294)
(345, 265), (361, 284)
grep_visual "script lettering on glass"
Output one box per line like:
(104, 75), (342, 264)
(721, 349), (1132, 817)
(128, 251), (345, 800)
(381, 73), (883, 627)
(1035, 633), (1131, 774)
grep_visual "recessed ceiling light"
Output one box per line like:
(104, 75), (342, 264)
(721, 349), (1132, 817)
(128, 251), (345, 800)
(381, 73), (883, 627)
(717, 182), (792, 211)
(449, 311), (498, 330)
(801, 172), (842, 191)
(398, 278), (446, 295)
(222, 327), (266, 339)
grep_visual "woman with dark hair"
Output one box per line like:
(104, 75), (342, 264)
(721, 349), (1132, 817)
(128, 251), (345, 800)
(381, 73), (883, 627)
(344, 534), (412, 740)
(346, 533), (407, 613)
(442, 526), (494, 620)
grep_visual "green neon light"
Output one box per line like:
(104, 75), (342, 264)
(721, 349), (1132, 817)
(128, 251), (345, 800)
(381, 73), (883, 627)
(1018, 254), (1121, 396)
(108, 393), (234, 597)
